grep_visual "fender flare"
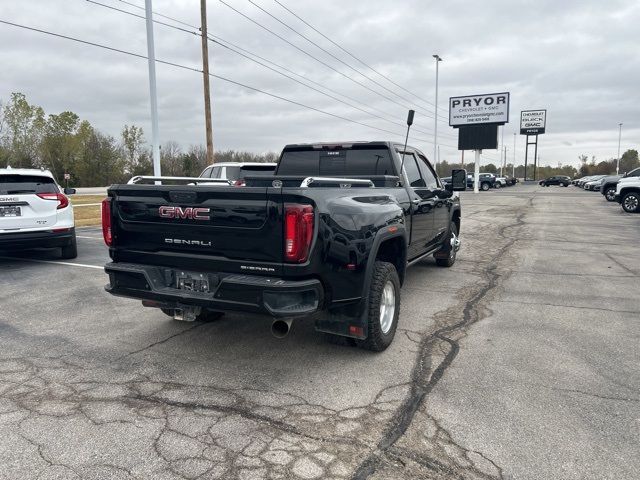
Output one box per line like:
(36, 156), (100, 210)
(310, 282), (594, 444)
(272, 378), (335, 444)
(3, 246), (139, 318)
(361, 226), (408, 300)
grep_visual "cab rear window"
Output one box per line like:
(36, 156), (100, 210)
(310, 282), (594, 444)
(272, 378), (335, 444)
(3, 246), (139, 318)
(277, 147), (395, 176)
(0, 175), (59, 195)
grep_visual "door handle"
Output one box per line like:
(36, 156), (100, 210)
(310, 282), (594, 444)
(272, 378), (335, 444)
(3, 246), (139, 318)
(411, 199), (421, 205)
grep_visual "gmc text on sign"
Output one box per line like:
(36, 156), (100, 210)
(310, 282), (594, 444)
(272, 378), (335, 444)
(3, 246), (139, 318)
(449, 92), (510, 127)
(520, 109), (546, 135)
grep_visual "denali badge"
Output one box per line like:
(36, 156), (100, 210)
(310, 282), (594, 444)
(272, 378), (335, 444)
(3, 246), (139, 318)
(165, 238), (212, 247)
(159, 206), (210, 220)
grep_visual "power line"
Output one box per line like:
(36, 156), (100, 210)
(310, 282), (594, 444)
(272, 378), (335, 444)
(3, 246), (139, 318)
(0, 18), (443, 145)
(88, 0), (457, 140)
(269, 0), (452, 124)
(218, 0), (436, 120)
(247, 0), (438, 117)
(116, 0), (453, 127)
(272, 0), (440, 111)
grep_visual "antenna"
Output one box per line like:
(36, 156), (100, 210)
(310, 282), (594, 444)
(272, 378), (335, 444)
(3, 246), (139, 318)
(399, 109), (415, 184)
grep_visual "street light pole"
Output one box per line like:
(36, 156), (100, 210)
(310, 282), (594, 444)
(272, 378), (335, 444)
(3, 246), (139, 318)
(432, 54), (442, 164)
(144, 0), (161, 177)
(616, 123), (623, 175)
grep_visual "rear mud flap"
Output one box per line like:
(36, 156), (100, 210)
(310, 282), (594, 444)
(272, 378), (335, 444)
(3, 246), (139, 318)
(314, 298), (368, 339)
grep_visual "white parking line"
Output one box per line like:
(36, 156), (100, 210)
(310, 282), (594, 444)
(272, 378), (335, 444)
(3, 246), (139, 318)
(73, 203), (102, 207)
(76, 235), (102, 240)
(0, 256), (103, 270)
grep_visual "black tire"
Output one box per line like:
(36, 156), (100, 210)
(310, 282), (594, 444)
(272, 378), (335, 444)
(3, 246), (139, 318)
(435, 222), (459, 268)
(357, 261), (400, 352)
(481, 182), (490, 191)
(161, 308), (224, 322)
(604, 187), (617, 202)
(494, 182), (502, 189)
(60, 233), (78, 259)
(621, 192), (640, 213)
(562, 183), (568, 187)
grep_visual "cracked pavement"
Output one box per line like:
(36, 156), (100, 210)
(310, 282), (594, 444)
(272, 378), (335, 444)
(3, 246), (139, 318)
(1, 184), (638, 479)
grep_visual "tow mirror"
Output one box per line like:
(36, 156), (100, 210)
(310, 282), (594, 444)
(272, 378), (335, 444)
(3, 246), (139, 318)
(64, 188), (76, 195)
(451, 169), (467, 191)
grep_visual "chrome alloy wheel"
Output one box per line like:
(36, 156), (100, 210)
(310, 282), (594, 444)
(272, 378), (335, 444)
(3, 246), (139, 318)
(605, 188), (616, 201)
(623, 194), (639, 212)
(450, 231), (461, 256)
(379, 280), (396, 334)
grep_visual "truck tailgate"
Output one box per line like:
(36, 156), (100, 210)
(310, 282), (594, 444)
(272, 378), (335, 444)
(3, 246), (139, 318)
(109, 185), (283, 273)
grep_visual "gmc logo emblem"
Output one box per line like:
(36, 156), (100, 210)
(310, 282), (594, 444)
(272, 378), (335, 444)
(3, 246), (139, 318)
(158, 206), (210, 221)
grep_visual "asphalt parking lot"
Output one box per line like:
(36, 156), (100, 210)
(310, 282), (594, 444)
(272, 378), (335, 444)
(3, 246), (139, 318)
(0, 184), (638, 480)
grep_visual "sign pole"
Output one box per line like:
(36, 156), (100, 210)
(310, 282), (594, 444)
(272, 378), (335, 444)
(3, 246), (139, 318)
(474, 149), (480, 193)
(512, 133), (516, 177)
(533, 134), (539, 181)
(524, 135), (529, 180)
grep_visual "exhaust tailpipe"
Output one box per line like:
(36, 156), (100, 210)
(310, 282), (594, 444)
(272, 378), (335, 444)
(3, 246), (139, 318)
(271, 319), (292, 338)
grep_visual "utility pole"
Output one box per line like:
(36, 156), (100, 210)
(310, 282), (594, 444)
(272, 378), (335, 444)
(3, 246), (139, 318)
(616, 123), (623, 175)
(144, 0), (161, 177)
(432, 54), (442, 163)
(201, 0), (214, 164)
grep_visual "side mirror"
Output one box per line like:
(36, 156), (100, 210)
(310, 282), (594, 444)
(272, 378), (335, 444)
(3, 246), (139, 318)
(64, 188), (76, 195)
(451, 169), (467, 191)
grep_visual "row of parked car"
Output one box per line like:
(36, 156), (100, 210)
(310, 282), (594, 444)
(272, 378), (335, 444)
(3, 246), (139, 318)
(442, 172), (518, 191)
(542, 168), (640, 213)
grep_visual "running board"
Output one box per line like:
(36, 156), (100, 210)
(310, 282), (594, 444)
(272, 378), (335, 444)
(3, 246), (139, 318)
(406, 246), (440, 267)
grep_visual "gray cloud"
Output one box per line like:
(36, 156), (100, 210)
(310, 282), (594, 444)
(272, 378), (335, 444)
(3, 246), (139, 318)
(0, 0), (637, 167)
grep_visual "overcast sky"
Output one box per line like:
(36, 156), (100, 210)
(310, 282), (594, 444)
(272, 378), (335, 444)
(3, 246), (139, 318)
(1, 0), (638, 167)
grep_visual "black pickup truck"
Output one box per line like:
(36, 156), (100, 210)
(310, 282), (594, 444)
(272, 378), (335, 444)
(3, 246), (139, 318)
(103, 141), (464, 351)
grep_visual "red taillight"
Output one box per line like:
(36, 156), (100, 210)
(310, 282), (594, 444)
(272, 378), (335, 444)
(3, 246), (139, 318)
(284, 203), (314, 263)
(101, 198), (112, 246)
(37, 192), (69, 209)
(234, 179), (246, 186)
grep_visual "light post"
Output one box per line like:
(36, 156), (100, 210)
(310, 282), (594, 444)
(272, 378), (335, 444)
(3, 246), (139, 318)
(616, 123), (623, 175)
(144, 0), (161, 177)
(433, 54), (442, 164)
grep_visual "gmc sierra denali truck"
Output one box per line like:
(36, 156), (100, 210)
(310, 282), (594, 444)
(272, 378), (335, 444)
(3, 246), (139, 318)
(103, 141), (464, 351)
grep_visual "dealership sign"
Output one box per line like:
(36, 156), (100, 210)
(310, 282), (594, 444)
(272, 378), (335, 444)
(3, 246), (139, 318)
(520, 109), (546, 135)
(449, 92), (510, 126)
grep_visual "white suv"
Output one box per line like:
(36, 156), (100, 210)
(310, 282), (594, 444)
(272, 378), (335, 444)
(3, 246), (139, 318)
(0, 167), (77, 258)
(200, 162), (277, 186)
(615, 174), (640, 213)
